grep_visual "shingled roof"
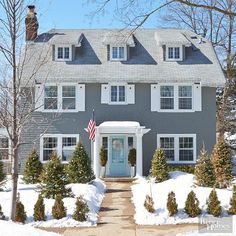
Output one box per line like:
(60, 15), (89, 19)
(21, 28), (225, 87)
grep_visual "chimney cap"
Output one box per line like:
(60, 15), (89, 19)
(27, 5), (35, 9)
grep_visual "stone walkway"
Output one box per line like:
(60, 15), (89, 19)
(59, 181), (199, 236)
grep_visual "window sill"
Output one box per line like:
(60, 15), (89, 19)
(165, 58), (183, 62)
(40, 109), (81, 113)
(167, 161), (196, 164)
(157, 109), (195, 113)
(108, 102), (128, 105)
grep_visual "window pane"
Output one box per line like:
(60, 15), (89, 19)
(64, 47), (70, 59)
(179, 137), (193, 148)
(179, 98), (192, 109)
(44, 98), (58, 109)
(119, 47), (124, 59)
(57, 47), (63, 59)
(62, 137), (77, 147)
(62, 98), (76, 109)
(119, 86), (125, 102)
(179, 150), (193, 161)
(160, 137), (174, 148)
(102, 137), (108, 150)
(179, 86), (192, 97)
(161, 98), (174, 109)
(45, 86), (57, 97)
(174, 47), (180, 59)
(160, 86), (174, 97)
(168, 47), (174, 59)
(111, 86), (117, 102)
(128, 137), (134, 150)
(62, 149), (73, 162)
(0, 149), (9, 160)
(43, 137), (57, 148)
(112, 47), (118, 59)
(164, 150), (175, 161)
(62, 86), (75, 97)
(0, 138), (8, 148)
(43, 150), (53, 161)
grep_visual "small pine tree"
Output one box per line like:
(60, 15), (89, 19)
(184, 190), (201, 217)
(211, 138), (233, 188)
(194, 147), (215, 187)
(15, 193), (27, 223)
(0, 161), (5, 182)
(206, 188), (222, 217)
(40, 152), (71, 199)
(228, 185), (236, 215)
(23, 148), (42, 184)
(144, 195), (155, 213)
(73, 196), (89, 221)
(33, 195), (46, 221)
(52, 195), (67, 220)
(167, 191), (178, 216)
(149, 148), (169, 182)
(0, 204), (5, 220)
(66, 142), (95, 183)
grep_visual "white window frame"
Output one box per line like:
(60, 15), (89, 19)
(166, 45), (183, 61)
(159, 84), (194, 112)
(55, 45), (72, 61)
(109, 83), (127, 105)
(110, 45), (127, 61)
(43, 83), (80, 112)
(40, 134), (79, 163)
(157, 134), (196, 164)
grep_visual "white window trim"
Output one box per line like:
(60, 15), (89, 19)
(0, 129), (11, 162)
(166, 45), (183, 61)
(109, 83), (128, 105)
(110, 45), (127, 61)
(159, 84), (194, 112)
(40, 134), (79, 164)
(43, 83), (80, 112)
(157, 134), (196, 164)
(55, 45), (72, 61)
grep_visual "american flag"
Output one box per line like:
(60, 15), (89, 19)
(87, 110), (96, 142)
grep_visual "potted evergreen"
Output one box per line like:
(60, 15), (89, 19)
(128, 148), (136, 177)
(99, 146), (107, 178)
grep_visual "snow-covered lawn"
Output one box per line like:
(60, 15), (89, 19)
(132, 171), (235, 225)
(0, 220), (60, 236)
(0, 176), (105, 227)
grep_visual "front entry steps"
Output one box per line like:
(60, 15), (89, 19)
(100, 177), (136, 183)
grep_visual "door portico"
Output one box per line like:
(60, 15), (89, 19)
(93, 121), (150, 177)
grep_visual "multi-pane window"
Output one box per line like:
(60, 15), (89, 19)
(43, 137), (57, 161)
(57, 47), (70, 60)
(179, 137), (194, 161)
(111, 47), (125, 60)
(167, 47), (181, 60)
(0, 137), (9, 161)
(158, 134), (196, 163)
(160, 86), (174, 109)
(160, 137), (174, 161)
(62, 137), (77, 162)
(178, 86), (192, 109)
(62, 86), (76, 110)
(111, 85), (125, 102)
(44, 86), (58, 110)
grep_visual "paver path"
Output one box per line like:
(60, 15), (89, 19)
(61, 181), (199, 236)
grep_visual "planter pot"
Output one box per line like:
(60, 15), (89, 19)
(100, 166), (106, 178)
(130, 166), (136, 178)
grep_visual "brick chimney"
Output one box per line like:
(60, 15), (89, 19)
(25, 5), (39, 41)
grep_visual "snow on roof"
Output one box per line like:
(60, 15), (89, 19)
(99, 121), (140, 128)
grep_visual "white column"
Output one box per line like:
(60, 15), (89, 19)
(136, 132), (143, 177)
(93, 130), (100, 178)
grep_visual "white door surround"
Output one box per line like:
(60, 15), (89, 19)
(93, 121), (150, 177)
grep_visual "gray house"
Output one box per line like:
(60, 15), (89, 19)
(1, 7), (225, 176)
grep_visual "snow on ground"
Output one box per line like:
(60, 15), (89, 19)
(0, 220), (60, 236)
(0, 176), (105, 227)
(132, 171), (234, 225)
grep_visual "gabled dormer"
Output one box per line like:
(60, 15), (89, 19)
(155, 31), (191, 62)
(50, 32), (83, 62)
(103, 31), (135, 61)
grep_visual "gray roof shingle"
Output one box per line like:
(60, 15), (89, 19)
(21, 28), (225, 87)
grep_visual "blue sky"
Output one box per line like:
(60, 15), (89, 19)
(36, 0), (162, 33)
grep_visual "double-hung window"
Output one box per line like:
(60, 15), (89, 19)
(56, 46), (71, 61)
(178, 86), (192, 110)
(167, 46), (182, 61)
(44, 86), (58, 110)
(111, 46), (126, 60)
(0, 137), (9, 161)
(62, 86), (76, 110)
(160, 86), (174, 109)
(111, 85), (126, 103)
(41, 135), (79, 162)
(157, 134), (196, 163)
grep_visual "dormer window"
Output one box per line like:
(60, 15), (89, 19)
(166, 45), (183, 61)
(110, 46), (126, 61)
(56, 45), (71, 61)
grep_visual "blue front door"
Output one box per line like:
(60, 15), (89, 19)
(109, 136), (126, 176)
